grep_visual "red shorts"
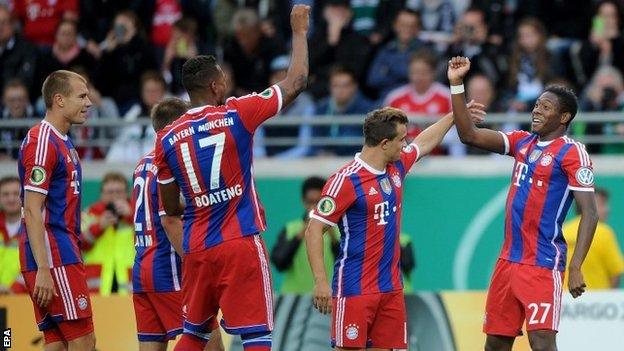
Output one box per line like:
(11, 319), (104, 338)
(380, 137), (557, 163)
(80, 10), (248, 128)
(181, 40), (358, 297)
(332, 290), (407, 349)
(23, 263), (94, 344)
(484, 259), (564, 336)
(133, 291), (184, 342)
(182, 235), (273, 339)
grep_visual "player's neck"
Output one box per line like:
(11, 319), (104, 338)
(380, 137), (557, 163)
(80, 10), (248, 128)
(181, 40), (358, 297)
(43, 113), (70, 135)
(537, 128), (566, 142)
(190, 94), (219, 108)
(359, 147), (388, 173)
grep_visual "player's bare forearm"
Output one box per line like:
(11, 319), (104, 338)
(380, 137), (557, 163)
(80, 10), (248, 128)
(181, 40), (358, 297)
(412, 113), (453, 157)
(23, 191), (50, 269)
(277, 32), (308, 107)
(161, 215), (184, 256)
(305, 219), (329, 284)
(569, 191), (598, 270)
(277, 5), (310, 107)
(159, 182), (184, 216)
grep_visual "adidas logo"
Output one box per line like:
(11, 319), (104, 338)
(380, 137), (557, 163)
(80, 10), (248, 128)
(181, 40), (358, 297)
(368, 187), (378, 195)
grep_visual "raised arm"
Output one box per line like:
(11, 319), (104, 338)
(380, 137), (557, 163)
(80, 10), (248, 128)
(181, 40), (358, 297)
(568, 191), (598, 298)
(412, 100), (486, 157)
(277, 5), (310, 107)
(305, 218), (332, 315)
(23, 191), (57, 307)
(447, 56), (507, 154)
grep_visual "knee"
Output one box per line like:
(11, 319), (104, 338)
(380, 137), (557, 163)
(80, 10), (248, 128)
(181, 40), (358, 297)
(528, 334), (556, 351)
(484, 336), (513, 351)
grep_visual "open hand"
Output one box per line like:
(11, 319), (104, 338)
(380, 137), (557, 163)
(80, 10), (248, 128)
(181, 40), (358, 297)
(447, 56), (471, 85)
(466, 99), (487, 124)
(34, 268), (57, 308)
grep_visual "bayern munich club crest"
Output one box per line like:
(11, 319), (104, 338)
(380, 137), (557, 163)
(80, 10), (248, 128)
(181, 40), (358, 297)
(346, 324), (359, 340)
(540, 153), (554, 166)
(380, 178), (392, 195)
(76, 294), (88, 311)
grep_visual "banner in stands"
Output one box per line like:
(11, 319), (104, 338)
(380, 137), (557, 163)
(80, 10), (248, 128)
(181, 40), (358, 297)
(2, 292), (623, 351)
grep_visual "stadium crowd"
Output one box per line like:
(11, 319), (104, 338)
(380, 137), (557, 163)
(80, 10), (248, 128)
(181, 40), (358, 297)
(0, 0), (623, 160)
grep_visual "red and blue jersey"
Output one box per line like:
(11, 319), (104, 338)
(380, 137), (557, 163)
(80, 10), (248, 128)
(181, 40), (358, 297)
(154, 85), (282, 254)
(311, 145), (421, 297)
(132, 151), (182, 293)
(18, 121), (83, 271)
(499, 131), (594, 271)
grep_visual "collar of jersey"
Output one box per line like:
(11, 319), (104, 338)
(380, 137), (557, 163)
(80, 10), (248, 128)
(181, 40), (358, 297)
(42, 120), (68, 141)
(354, 153), (386, 175)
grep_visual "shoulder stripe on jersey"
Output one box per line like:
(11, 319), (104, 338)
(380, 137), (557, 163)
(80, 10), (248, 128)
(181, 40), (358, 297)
(328, 163), (362, 198)
(36, 124), (51, 165)
(563, 137), (590, 166)
(498, 131), (510, 155)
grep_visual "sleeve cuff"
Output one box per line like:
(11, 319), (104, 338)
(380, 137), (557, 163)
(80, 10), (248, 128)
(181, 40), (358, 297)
(272, 84), (283, 113)
(498, 131), (510, 155)
(157, 177), (175, 185)
(24, 185), (48, 195)
(409, 143), (422, 161)
(568, 186), (594, 192)
(158, 210), (167, 217)
(309, 213), (337, 227)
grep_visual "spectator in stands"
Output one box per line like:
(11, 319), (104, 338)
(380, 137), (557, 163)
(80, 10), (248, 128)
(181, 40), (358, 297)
(384, 50), (451, 122)
(406, 0), (460, 36)
(0, 79), (32, 159)
(96, 10), (158, 111)
(82, 172), (135, 295)
(271, 176), (339, 294)
(107, 71), (167, 163)
(143, 0), (182, 54)
(223, 8), (284, 94)
(367, 8), (430, 99)
(576, 0), (624, 86)
(580, 65), (624, 154)
(13, 0), (78, 47)
(443, 6), (504, 88)
(179, 0), (218, 47)
(79, 0), (127, 59)
(506, 17), (554, 113)
(255, 55), (316, 158)
(315, 65), (375, 156)
(466, 73), (502, 112)
(162, 17), (209, 95)
(308, 0), (372, 99)
(0, 4), (37, 99)
(36, 20), (97, 89)
(564, 188), (624, 289)
(0, 176), (26, 294)
(349, 0), (402, 45)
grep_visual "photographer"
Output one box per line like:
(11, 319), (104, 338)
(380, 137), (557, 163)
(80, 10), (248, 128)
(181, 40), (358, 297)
(81, 172), (135, 295)
(580, 65), (624, 153)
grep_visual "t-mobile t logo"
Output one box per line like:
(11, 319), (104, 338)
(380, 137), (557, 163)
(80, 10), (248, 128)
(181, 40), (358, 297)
(374, 201), (390, 225)
(513, 162), (529, 187)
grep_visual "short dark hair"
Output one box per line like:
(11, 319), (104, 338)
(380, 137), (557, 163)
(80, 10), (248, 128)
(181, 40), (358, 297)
(396, 8), (421, 22)
(363, 107), (409, 147)
(543, 85), (578, 125)
(0, 176), (19, 191)
(173, 17), (198, 35)
(141, 70), (166, 90)
(301, 176), (326, 198)
(596, 187), (609, 199)
(151, 98), (189, 132)
(101, 172), (127, 192)
(409, 49), (437, 69)
(41, 70), (86, 108)
(3, 78), (28, 94)
(329, 65), (356, 81)
(57, 19), (78, 33)
(182, 55), (221, 93)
